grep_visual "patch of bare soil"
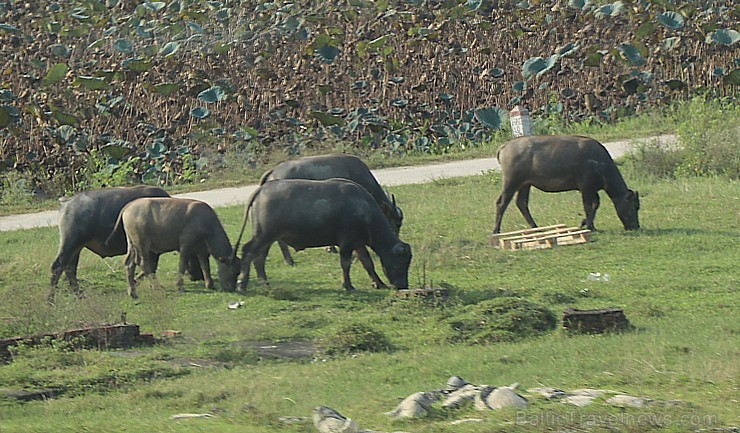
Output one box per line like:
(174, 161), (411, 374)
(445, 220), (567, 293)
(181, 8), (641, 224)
(233, 340), (318, 360)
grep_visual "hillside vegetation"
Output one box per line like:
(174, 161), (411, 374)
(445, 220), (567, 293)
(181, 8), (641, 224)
(0, 0), (738, 196)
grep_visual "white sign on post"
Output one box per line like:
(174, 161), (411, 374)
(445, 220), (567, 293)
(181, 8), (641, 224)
(509, 105), (531, 137)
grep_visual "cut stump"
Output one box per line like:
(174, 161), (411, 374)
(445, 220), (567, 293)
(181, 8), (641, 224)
(562, 308), (631, 333)
(0, 323), (154, 361)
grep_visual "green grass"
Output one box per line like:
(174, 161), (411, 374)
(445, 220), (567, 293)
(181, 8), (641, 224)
(0, 171), (738, 432)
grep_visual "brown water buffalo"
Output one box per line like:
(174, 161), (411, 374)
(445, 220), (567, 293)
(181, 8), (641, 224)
(109, 198), (238, 298)
(259, 154), (403, 265)
(51, 186), (168, 294)
(235, 178), (412, 292)
(49, 186), (201, 301)
(492, 135), (640, 233)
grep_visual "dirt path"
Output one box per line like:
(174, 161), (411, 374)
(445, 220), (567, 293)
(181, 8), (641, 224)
(0, 135), (674, 232)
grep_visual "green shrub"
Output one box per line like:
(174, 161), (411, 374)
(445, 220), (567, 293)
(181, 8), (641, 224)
(0, 171), (34, 205)
(674, 96), (739, 179)
(623, 97), (739, 179)
(321, 323), (394, 355)
(448, 297), (557, 344)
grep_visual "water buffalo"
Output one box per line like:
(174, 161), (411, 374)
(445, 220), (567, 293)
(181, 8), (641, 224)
(492, 135), (640, 233)
(235, 178), (412, 292)
(259, 154), (403, 265)
(109, 197), (238, 298)
(49, 186), (201, 301)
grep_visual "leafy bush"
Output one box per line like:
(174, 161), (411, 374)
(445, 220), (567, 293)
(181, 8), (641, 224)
(449, 297), (557, 344)
(322, 323), (394, 355)
(0, 172), (34, 205)
(622, 97), (739, 179)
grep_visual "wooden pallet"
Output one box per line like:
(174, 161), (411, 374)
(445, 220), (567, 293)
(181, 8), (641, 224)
(490, 224), (592, 250)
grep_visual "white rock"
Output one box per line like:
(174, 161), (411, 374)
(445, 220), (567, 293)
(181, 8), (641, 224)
(442, 384), (479, 408)
(171, 413), (213, 419)
(569, 388), (608, 397)
(450, 418), (484, 425)
(563, 395), (596, 407)
(446, 375), (471, 391)
(384, 392), (438, 419)
(606, 394), (652, 408)
(482, 387), (528, 410)
(527, 387), (566, 399)
(312, 406), (358, 433)
(474, 386), (496, 411)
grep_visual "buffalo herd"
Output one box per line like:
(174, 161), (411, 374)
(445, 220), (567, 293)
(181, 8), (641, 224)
(49, 135), (640, 300)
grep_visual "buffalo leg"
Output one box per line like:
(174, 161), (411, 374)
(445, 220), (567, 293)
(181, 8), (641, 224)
(492, 184), (518, 233)
(354, 246), (386, 289)
(49, 245), (84, 301)
(252, 244), (271, 284)
(515, 185), (537, 228)
(580, 190), (600, 231)
(198, 254), (214, 290)
(187, 255), (204, 281)
(124, 247), (138, 299)
(338, 246), (356, 292)
(277, 240), (296, 266)
(176, 254), (188, 292)
(237, 241), (254, 291)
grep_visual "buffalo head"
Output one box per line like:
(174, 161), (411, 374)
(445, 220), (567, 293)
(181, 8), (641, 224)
(379, 241), (412, 289)
(615, 189), (640, 230)
(216, 254), (240, 292)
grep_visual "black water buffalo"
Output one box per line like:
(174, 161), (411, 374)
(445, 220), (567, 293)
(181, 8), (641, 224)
(235, 178), (412, 292)
(109, 198), (238, 298)
(49, 186), (182, 301)
(259, 154), (403, 265)
(492, 135), (640, 233)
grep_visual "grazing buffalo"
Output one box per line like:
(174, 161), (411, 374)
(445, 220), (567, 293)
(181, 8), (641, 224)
(109, 198), (238, 298)
(235, 178), (412, 292)
(259, 154), (403, 265)
(49, 186), (201, 301)
(492, 135), (640, 233)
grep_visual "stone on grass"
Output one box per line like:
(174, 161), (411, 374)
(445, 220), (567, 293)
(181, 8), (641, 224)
(563, 395), (597, 407)
(450, 418), (484, 425)
(313, 406), (358, 433)
(475, 386), (528, 410)
(384, 392), (439, 419)
(442, 384), (479, 409)
(527, 387), (566, 399)
(171, 413), (213, 420)
(446, 375), (471, 391)
(562, 389), (613, 407)
(606, 394), (652, 408)
(570, 388), (609, 397)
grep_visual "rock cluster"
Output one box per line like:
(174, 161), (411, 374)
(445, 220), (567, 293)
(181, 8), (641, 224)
(305, 376), (689, 433)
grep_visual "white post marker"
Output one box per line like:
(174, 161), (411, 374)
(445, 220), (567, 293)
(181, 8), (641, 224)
(509, 105), (531, 137)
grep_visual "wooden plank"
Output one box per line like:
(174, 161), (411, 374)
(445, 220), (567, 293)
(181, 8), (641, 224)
(490, 224), (567, 239)
(491, 225), (592, 251)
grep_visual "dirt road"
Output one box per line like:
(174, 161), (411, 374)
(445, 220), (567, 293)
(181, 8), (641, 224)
(0, 135), (673, 232)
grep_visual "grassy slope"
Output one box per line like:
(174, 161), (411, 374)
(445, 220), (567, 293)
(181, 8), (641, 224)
(0, 171), (737, 432)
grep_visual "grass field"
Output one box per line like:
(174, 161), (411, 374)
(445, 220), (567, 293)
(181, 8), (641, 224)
(0, 168), (737, 432)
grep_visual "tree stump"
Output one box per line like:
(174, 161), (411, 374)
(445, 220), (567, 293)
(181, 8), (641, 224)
(1, 323), (153, 361)
(562, 308), (631, 333)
